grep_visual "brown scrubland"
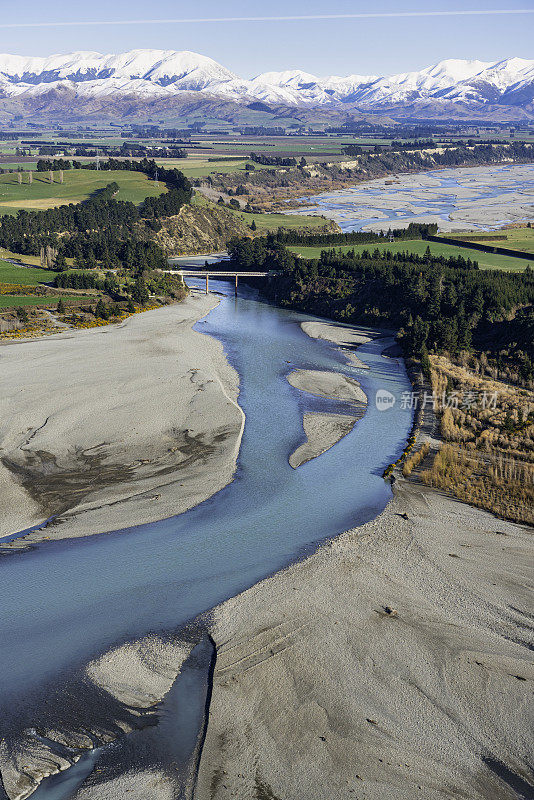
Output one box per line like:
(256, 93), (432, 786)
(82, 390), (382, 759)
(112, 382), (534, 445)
(418, 355), (533, 524)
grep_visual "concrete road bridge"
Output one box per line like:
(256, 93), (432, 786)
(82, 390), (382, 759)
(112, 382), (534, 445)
(164, 269), (272, 295)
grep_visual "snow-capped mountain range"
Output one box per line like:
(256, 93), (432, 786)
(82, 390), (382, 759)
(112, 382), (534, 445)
(0, 50), (532, 118)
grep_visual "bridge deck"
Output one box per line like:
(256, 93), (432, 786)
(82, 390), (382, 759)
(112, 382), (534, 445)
(165, 271), (269, 277)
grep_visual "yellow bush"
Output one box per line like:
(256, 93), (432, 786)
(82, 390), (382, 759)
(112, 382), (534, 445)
(402, 443), (431, 476)
(0, 282), (41, 295)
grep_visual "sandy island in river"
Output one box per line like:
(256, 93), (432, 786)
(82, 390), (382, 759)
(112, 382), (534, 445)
(286, 362), (367, 468)
(289, 412), (361, 468)
(287, 368), (367, 403)
(0, 291), (245, 548)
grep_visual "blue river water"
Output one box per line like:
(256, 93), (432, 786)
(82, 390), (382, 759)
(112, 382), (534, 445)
(0, 278), (413, 709)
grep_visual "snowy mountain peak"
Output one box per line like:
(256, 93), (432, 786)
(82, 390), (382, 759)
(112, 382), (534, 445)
(252, 70), (320, 87)
(422, 59), (490, 81)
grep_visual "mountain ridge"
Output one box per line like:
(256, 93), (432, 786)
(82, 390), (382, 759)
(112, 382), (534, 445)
(0, 49), (532, 121)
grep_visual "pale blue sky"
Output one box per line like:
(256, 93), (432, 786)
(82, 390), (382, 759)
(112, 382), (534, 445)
(2, 0), (533, 77)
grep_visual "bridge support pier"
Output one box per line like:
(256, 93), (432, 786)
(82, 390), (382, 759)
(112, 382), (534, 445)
(205, 275), (209, 295)
(235, 274), (238, 297)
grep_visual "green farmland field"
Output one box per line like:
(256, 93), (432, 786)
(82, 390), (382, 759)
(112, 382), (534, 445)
(239, 210), (331, 231)
(0, 169), (165, 215)
(0, 259), (58, 285)
(447, 227), (534, 254)
(288, 239), (532, 271)
(0, 295), (92, 308)
(175, 158), (270, 179)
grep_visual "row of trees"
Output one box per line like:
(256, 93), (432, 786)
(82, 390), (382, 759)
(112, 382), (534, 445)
(36, 159), (72, 172)
(317, 245), (479, 271)
(266, 222), (438, 247)
(72, 143), (187, 159)
(249, 153), (306, 167)
(52, 232), (167, 273)
(55, 271), (109, 290)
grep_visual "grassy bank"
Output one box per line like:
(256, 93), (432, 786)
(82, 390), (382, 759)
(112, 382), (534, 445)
(194, 193), (335, 233)
(239, 210), (333, 231)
